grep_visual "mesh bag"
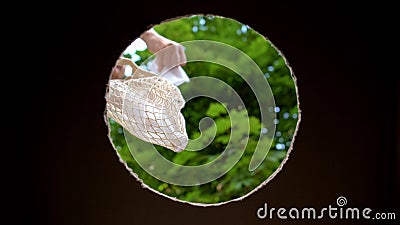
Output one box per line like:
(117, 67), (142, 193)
(105, 58), (188, 152)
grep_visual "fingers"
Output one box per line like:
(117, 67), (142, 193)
(178, 45), (186, 66)
(155, 43), (186, 72)
(162, 48), (173, 71)
(111, 65), (125, 79)
(155, 51), (165, 73)
(169, 45), (180, 68)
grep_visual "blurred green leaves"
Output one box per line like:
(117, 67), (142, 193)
(206, 102), (227, 118)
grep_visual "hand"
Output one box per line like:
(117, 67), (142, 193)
(140, 28), (186, 72)
(111, 65), (125, 79)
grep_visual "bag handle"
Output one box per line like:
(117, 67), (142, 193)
(116, 57), (157, 79)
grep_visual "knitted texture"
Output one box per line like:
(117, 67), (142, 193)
(106, 75), (188, 152)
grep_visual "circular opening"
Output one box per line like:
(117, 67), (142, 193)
(105, 15), (300, 206)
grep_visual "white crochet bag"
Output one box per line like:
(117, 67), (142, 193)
(106, 58), (188, 152)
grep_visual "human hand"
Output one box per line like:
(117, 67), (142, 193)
(140, 28), (186, 72)
(111, 65), (125, 79)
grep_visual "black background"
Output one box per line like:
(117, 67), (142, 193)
(33, 0), (399, 224)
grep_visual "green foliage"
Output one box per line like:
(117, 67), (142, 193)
(108, 15), (299, 204)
